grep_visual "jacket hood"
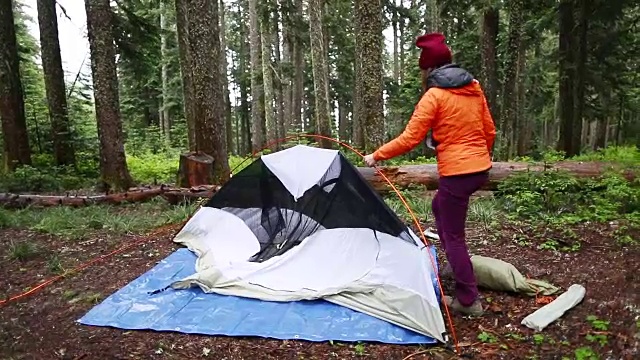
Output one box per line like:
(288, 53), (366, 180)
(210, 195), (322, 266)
(426, 64), (481, 95)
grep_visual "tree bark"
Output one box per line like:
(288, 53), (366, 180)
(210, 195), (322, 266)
(358, 161), (637, 192)
(354, 0), (384, 151)
(573, 0), (588, 154)
(36, 0), (75, 167)
(398, 3), (405, 86)
(558, 0), (577, 157)
(480, 6), (499, 122)
(175, 0), (196, 149)
(273, 1), (285, 141)
(0, 184), (221, 209)
(500, 0), (523, 159)
(338, 98), (349, 142)
(308, 0), (332, 148)
(220, 0), (234, 154)
(159, 0), (171, 142)
(392, 4), (399, 84)
(182, 0), (230, 185)
(248, 0), (265, 151)
(85, 0), (134, 192)
(424, 0), (440, 32)
(290, 0), (304, 133)
(177, 152), (215, 187)
(238, 7), (252, 155)
(261, 19), (277, 148)
(0, 0), (32, 171)
(515, 38), (528, 157)
(238, 4), (252, 154)
(352, 51), (364, 148)
(281, 2), (293, 138)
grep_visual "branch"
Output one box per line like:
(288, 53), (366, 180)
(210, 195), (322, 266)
(56, 1), (72, 21)
(270, 63), (283, 83)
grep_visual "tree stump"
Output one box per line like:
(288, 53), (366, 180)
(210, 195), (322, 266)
(177, 151), (215, 188)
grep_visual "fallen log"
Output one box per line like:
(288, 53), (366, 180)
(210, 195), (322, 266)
(357, 161), (637, 192)
(0, 161), (635, 208)
(0, 185), (220, 209)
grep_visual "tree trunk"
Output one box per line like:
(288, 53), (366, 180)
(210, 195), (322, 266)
(398, 4), (405, 86)
(308, 0), (332, 148)
(220, 0), (234, 154)
(392, 6), (399, 84)
(515, 40), (528, 156)
(480, 6), (499, 121)
(354, 0), (384, 152)
(573, 0), (588, 154)
(281, 1), (293, 137)
(290, 0), (304, 133)
(85, 0), (134, 192)
(238, 8), (252, 155)
(36, 0), (75, 167)
(352, 53), (364, 149)
(338, 98), (349, 142)
(273, 4), (285, 142)
(182, 0), (230, 185)
(177, 152), (215, 188)
(594, 119), (608, 150)
(558, 0), (577, 157)
(261, 19), (277, 148)
(594, 93), (609, 150)
(175, 0), (196, 149)
(159, 0), (171, 142)
(248, 0), (265, 151)
(500, 0), (523, 160)
(0, 0), (32, 171)
(424, 0), (440, 32)
(390, 0), (402, 138)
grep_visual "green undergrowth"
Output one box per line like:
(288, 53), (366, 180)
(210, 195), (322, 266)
(383, 167), (639, 246)
(496, 169), (640, 225)
(0, 144), (637, 246)
(1, 144), (636, 194)
(0, 198), (197, 239)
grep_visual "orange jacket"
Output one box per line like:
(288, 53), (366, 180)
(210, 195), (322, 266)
(373, 64), (496, 177)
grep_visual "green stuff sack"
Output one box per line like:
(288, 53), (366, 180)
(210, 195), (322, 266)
(470, 255), (560, 296)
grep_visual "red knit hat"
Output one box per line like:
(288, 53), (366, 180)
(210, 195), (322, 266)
(416, 33), (452, 70)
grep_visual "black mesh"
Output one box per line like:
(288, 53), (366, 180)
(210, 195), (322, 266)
(205, 153), (416, 262)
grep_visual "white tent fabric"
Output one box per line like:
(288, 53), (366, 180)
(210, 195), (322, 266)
(169, 145), (447, 342)
(261, 145), (341, 200)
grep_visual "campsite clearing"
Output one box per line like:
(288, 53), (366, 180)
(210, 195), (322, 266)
(0, 211), (638, 359)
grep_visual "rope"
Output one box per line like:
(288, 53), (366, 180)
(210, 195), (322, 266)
(242, 134), (460, 354)
(0, 133), (461, 354)
(0, 221), (184, 307)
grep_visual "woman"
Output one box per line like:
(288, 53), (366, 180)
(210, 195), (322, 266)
(363, 33), (496, 316)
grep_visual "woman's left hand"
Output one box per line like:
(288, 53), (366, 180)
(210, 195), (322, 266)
(363, 154), (377, 167)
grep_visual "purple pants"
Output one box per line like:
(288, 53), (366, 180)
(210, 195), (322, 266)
(431, 170), (488, 306)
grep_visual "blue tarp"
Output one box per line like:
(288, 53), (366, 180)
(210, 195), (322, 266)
(78, 247), (440, 345)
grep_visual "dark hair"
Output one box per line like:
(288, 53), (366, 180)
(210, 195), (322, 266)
(420, 69), (432, 93)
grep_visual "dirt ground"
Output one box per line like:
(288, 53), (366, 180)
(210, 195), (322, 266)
(0, 220), (639, 360)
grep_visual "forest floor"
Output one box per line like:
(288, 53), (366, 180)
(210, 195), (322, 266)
(0, 201), (639, 360)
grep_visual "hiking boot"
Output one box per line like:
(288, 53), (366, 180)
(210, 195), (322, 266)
(443, 295), (484, 317)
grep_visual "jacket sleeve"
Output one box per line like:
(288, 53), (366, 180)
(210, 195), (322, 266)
(373, 90), (438, 162)
(481, 94), (496, 153)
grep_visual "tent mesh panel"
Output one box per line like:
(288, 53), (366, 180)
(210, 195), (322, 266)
(206, 154), (416, 262)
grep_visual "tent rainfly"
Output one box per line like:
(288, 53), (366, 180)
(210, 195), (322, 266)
(169, 145), (448, 343)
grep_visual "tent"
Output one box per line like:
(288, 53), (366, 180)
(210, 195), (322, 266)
(168, 144), (448, 343)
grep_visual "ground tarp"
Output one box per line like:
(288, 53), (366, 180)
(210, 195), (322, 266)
(78, 248), (438, 344)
